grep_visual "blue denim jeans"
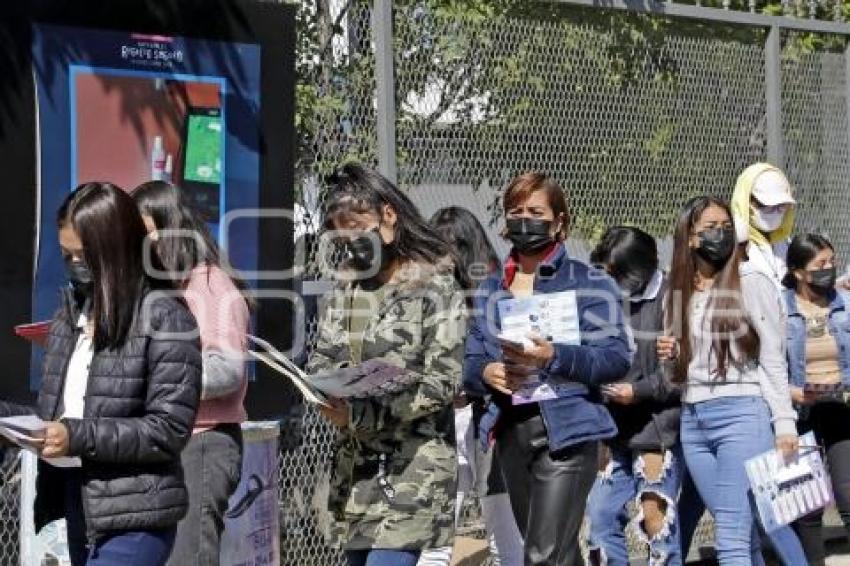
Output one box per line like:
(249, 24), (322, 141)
(586, 446), (684, 565)
(681, 396), (806, 566)
(677, 468), (707, 559)
(64, 469), (176, 566)
(346, 549), (421, 566)
(85, 530), (176, 566)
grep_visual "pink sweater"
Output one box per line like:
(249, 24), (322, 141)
(184, 264), (249, 434)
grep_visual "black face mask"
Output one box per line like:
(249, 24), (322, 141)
(64, 257), (93, 298)
(506, 218), (555, 254)
(808, 267), (837, 294)
(695, 227), (736, 266)
(346, 227), (397, 273)
(617, 269), (655, 297)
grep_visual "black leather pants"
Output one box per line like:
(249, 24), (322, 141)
(498, 415), (598, 566)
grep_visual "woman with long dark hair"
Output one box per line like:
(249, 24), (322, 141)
(0, 182), (201, 565)
(430, 206), (500, 292)
(657, 196), (805, 564)
(782, 234), (850, 564)
(420, 207), (522, 566)
(132, 180), (251, 566)
(464, 172), (631, 565)
(306, 163), (467, 566)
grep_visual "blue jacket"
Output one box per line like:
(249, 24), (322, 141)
(784, 288), (850, 387)
(463, 243), (631, 453)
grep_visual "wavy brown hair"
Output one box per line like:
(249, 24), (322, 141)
(665, 196), (759, 383)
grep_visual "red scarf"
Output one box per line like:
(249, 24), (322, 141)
(501, 242), (559, 288)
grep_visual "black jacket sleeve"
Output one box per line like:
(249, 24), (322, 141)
(632, 368), (682, 404)
(628, 282), (681, 404)
(65, 299), (202, 464)
(0, 402), (36, 418)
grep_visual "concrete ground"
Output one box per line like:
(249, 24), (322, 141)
(449, 514), (850, 565)
(449, 537), (489, 566)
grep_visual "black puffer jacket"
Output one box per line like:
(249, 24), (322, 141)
(1, 288), (201, 540)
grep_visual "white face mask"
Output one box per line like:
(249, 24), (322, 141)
(752, 208), (785, 233)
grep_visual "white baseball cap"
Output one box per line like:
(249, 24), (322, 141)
(751, 169), (795, 206)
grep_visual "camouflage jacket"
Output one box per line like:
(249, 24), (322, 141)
(306, 260), (467, 550)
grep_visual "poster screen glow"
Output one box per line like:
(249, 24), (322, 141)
(31, 23), (261, 389)
(184, 113), (223, 184)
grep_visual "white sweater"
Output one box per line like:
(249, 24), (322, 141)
(683, 264), (797, 437)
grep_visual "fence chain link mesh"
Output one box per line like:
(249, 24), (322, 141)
(282, 0), (377, 563)
(281, 2), (850, 564)
(781, 31), (850, 258)
(6, 2), (849, 565)
(0, 452), (19, 566)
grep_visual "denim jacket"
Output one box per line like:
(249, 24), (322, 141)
(783, 288), (850, 387)
(463, 243), (631, 453)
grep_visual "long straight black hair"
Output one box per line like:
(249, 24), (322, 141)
(665, 196), (758, 383)
(323, 163), (453, 266)
(430, 206), (499, 290)
(57, 182), (153, 351)
(590, 225), (658, 283)
(131, 181), (252, 304)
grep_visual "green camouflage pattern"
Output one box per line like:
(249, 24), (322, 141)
(306, 260), (467, 550)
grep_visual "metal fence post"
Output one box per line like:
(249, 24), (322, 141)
(765, 25), (785, 167)
(372, 0), (398, 183)
(846, 41), (850, 158)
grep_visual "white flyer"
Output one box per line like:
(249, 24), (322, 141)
(746, 431), (833, 532)
(497, 291), (581, 405)
(0, 415), (46, 444)
(0, 416), (80, 467)
(498, 291), (580, 347)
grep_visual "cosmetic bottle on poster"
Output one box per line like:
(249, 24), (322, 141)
(151, 136), (166, 181)
(163, 154), (173, 184)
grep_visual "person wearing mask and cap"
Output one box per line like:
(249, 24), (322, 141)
(730, 163), (796, 291)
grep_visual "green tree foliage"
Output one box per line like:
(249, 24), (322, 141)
(294, 0), (848, 239)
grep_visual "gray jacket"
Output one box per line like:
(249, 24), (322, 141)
(607, 277), (682, 452)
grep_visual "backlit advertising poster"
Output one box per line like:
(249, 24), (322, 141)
(30, 24), (262, 386)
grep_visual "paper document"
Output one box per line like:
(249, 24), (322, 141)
(802, 382), (849, 402)
(497, 291), (581, 405)
(247, 335), (414, 403)
(310, 359), (415, 399)
(246, 335), (330, 406)
(0, 415), (80, 467)
(498, 291), (580, 346)
(0, 415), (46, 446)
(746, 431), (833, 532)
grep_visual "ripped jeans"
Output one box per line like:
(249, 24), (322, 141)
(586, 445), (685, 566)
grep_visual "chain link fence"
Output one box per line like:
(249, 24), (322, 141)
(281, 1), (850, 565)
(394, 5), (772, 248)
(5, 1), (849, 565)
(0, 452), (20, 566)
(781, 31), (850, 252)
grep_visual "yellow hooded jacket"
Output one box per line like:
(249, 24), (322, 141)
(730, 162), (795, 247)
